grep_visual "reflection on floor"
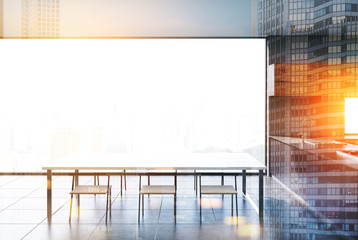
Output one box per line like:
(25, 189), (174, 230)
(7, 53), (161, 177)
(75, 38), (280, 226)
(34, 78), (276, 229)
(2, 174), (357, 239)
(0, 175), (261, 240)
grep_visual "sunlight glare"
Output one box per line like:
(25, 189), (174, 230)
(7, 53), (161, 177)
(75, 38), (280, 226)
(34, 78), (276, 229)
(345, 98), (358, 134)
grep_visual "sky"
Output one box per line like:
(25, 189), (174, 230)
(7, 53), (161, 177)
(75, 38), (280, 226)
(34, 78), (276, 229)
(3, 0), (253, 37)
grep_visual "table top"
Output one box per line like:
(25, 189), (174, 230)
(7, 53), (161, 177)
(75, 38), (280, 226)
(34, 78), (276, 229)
(42, 153), (266, 171)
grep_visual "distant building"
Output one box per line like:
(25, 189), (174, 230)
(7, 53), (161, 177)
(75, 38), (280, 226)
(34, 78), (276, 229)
(51, 127), (104, 161)
(0, 0), (3, 38)
(90, 127), (103, 153)
(22, 0), (60, 38)
(51, 128), (81, 161)
(0, 128), (10, 155)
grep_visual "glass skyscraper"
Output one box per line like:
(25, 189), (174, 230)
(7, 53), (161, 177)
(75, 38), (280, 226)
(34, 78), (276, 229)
(258, 0), (358, 239)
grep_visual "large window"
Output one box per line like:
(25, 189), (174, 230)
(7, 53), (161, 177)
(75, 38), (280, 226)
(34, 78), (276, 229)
(0, 39), (265, 171)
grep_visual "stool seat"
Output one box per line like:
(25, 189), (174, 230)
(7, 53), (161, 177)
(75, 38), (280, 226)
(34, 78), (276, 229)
(70, 185), (110, 195)
(201, 185), (237, 194)
(140, 185), (175, 194)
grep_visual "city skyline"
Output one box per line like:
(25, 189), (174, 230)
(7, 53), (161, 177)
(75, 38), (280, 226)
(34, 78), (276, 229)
(2, 0), (254, 38)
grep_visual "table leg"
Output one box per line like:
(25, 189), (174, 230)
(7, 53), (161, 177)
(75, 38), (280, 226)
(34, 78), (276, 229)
(74, 170), (79, 186)
(194, 170), (196, 190)
(175, 171), (177, 191)
(221, 175), (224, 198)
(242, 170), (246, 195)
(259, 170), (263, 223)
(74, 170), (79, 211)
(174, 171), (177, 221)
(124, 170), (127, 190)
(195, 174), (198, 196)
(120, 174), (123, 197)
(47, 169), (52, 222)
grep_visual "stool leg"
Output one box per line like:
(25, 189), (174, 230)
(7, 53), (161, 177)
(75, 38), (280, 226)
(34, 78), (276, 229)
(77, 194), (80, 216)
(142, 194), (144, 216)
(110, 187), (112, 215)
(199, 194), (202, 224)
(105, 191), (109, 223)
(120, 175), (123, 197)
(124, 170), (127, 190)
(174, 193), (176, 217)
(231, 194), (233, 216)
(235, 194), (238, 219)
(69, 194), (73, 223)
(138, 193), (141, 223)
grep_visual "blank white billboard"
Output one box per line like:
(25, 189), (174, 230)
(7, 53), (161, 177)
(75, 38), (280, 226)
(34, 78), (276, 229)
(0, 39), (265, 171)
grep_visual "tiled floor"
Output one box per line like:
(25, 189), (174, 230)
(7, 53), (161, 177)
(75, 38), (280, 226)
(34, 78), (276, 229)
(0, 175), (262, 240)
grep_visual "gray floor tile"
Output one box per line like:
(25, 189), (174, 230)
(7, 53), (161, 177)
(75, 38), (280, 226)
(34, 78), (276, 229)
(0, 198), (20, 210)
(0, 175), (265, 239)
(7, 197), (68, 210)
(155, 224), (222, 240)
(49, 209), (107, 224)
(90, 224), (157, 240)
(0, 188), (36, 198)
(0, 209), (47, 224)
(159, 209), (216, 224)
(23, 223), (97, 240)
(0, 224), (37, 240)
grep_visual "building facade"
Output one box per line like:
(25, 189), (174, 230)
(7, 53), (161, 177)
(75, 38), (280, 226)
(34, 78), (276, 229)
(258, 0), (358, 239)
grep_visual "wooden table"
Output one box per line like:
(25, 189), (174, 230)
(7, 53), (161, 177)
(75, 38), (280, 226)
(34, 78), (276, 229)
(42, 152), (266, 222)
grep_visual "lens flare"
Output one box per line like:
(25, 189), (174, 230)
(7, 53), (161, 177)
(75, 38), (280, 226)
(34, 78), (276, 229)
(198, 198), (223, 208)
(149, 201), (161, 210)
(237, 224), (261, 237)
(224, 216), (247, 225)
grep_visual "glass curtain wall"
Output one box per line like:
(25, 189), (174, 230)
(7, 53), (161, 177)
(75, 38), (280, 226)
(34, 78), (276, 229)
(259, 0), (358, 239)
